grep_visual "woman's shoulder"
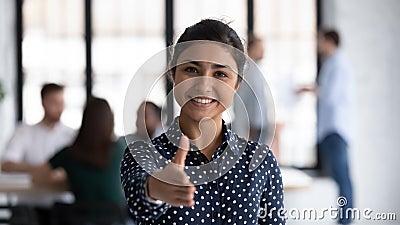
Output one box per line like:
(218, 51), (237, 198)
(123, 133), (168, 159)
(232, 133), (270, 154)
(232, 133), (277, 172)
(127, 139), (157, 151)
(122, 133), (170, 172)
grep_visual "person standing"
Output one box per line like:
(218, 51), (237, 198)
(1, 83), (75, 173)
(233, 34), (269, 144)
(299, 29), (355, 224)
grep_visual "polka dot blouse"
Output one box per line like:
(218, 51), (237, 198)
(120, 117), (285, 224)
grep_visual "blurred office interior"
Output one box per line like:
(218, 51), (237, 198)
(0, 0), (399, 224)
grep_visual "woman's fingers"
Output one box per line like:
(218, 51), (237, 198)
(173, 185), (196, 196)
(170, 198), (195, 207)
(171, 188), (196, 207)
(147, 135), (197, 207)
(148, 175), (196, 207)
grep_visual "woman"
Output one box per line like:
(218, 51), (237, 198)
(33, 97), (126, 205)
(121, 19), (285, 224)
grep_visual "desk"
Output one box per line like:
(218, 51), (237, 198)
(1, 169), (310, 205)
(281, 167), (312, 190)
(0, 173), (72, 207)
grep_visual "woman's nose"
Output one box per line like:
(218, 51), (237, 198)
(195, 76), (214, 93)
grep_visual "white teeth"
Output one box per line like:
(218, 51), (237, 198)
(193, 97), (213, 104)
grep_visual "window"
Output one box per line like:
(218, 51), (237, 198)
(255, 0), (317, 167)
(20, 0), (318, 168)
(92, 0), (165, 136)
(175, 0), (247, 39)
(23, 0), (85, 129)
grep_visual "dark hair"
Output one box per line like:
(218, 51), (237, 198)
(41, 83), (64, 99)
(144, 101), (161, 119)
(170, 19), (246, 84)
(69, 97), (114, 168)
(322, 29), (340, 46)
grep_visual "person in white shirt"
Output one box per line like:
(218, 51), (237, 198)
(1, 83), (75, 173)
(298, 29), (354, 224)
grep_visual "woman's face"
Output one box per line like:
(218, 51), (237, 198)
(172, 43), (240, 122)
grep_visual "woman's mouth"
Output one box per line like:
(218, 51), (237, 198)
(189, 96), (217, 106)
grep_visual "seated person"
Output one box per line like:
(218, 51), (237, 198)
(31, 97), (126, 205)
(1, 83), (75, 172)
(125, 101), (163, 143)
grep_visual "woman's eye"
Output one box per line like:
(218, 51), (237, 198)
(215, 71), (228, 78)
(184, 67), (198, 73)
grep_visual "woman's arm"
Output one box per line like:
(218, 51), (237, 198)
(120, 137), (196, 222)
(30, 163), (69, 190)
(1, 161), (35, 173)
(120, 145), (170, 222)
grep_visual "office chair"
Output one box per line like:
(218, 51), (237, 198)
(50, 201), (128, 225)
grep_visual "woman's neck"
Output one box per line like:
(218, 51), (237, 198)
(178, 115), (224, 160)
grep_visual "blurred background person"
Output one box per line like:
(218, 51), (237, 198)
(233, 34), (270, 144)
(31, 97), (126, 206)
(1, 83), (75, 173)
(233, 34), (283, 160)
(125, 101), (163, 144)
(298, 29), (355, 224)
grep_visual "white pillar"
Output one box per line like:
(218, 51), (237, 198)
(0, 0), (16, 156)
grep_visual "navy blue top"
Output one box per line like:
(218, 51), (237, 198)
(120, 117), (285, 224)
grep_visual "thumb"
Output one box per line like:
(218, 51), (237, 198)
(171, 135), (190, 166)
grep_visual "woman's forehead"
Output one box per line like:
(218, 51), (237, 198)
(175, 42), (239, 74)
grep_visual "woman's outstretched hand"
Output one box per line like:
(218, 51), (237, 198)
(146, 136), (196, 207)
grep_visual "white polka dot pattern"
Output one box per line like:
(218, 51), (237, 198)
(120, 117), (285, 224)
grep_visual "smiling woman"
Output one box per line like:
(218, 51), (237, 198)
(173, 60), (239, 123)
(120, 19), (285, 225)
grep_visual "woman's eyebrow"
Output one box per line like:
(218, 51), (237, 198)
(182, 61), (200, 66)
(211, 63), (232, 70)
(180, 60), (233, 70)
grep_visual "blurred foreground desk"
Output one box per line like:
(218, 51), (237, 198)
(1, 169), (311, 205)
(281, 167), (312, 190)
(0, 173), (73, 207)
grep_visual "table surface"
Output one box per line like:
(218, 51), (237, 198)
(0, 172), (74, 207)
(0, 168), (311, 195)
(0, 172), (69, 194)
(280, 167), (312, 190)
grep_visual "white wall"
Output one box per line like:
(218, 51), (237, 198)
(322, 0), (400, 218)
(0, 0), (16, 157)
